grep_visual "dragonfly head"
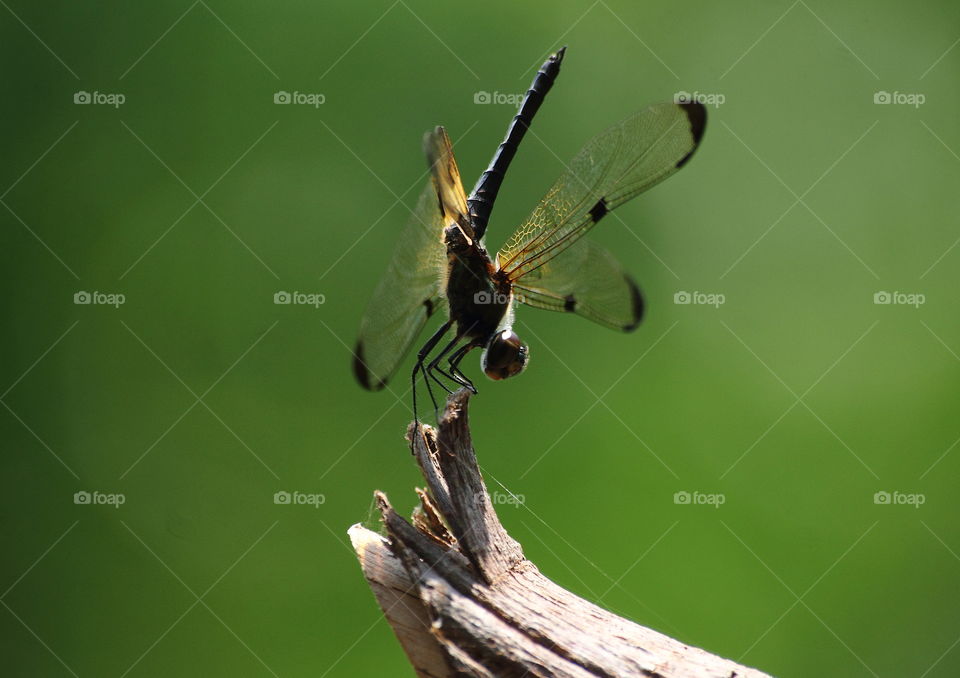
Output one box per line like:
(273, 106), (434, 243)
(482, 329), (529, 380)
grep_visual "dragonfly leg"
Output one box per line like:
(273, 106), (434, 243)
(427, 361), (455, 401)
(426, 332), (469, 418)
(448, 342), (479, 394)
(434, 363), (468, 391)
(418, 361), (440, 427)
(412, 320), (453, 425)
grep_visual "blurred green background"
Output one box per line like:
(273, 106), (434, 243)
(2, 1), (958, 675)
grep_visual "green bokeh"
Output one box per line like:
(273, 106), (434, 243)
(2, 1), (958, 676)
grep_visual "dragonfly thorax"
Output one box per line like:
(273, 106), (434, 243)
(443, 219), (475, 253)
(444, 232), (511, 342)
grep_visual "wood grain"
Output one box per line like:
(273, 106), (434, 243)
(350, 389), (773, 678)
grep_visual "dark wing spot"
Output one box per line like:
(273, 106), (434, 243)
(563, 294), (577, 312)
(675, 102), (707, 168)
(622, 275), (645, 332)
(423, 298), (435, 317)
(353, 339), (386, 391)
(588, 197), (609, 223)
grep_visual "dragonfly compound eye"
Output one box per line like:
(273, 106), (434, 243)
(482, 330), (529, 380)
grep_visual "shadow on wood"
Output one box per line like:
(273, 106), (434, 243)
(349, 389), (772, 677)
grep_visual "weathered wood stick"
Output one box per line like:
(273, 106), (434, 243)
(349, 389), (772, 677)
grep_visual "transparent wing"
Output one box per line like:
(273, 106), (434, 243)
(497, 102), (705, 281)
(353, 181), (447, 390)
(354, 126), (470, 390)
(513, 237), (644, 331)
(423, 126), (469, 229)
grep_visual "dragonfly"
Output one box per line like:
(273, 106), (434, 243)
(353, 47), (705, 422)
